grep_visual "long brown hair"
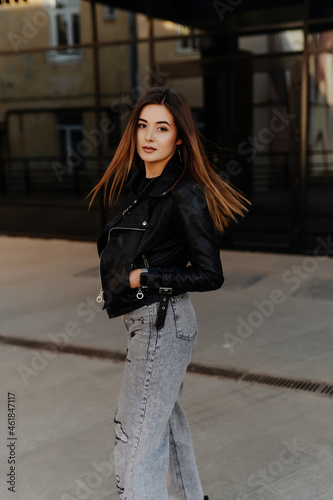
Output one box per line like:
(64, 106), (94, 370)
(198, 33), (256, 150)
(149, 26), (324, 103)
(88, 87), (249, 234)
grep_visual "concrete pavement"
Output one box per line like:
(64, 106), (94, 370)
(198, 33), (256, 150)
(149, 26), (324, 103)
(1, 235), (333, 500)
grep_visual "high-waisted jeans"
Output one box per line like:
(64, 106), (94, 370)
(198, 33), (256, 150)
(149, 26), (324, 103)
(114, 293), (204, 500)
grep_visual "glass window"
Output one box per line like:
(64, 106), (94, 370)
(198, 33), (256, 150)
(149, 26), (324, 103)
(309, 1), (333, 19)
(175, 24), (199, 54)
(97, 7), (142, 42)
(56, 111), (83, 176)
(308, 53), (333, 179)
(307, 50), (333, 239)
(155, 39), (201, 63)
(136, 42), (156, 97)
(98, 42), (153, 138)
(99, 45), (131, 97)
(251, 69), (293, 195)
(308, 30), (333, 50)
(48, 0), (81, 62)
(57, 122), (83, 171)
(104, 6), (117, 20)
(0, 49), (94, 100)
(97, 9), (148, 42)
(163, 76), (204, 109)
(136, 13), (149, 39)
(239, 30), (304, 55)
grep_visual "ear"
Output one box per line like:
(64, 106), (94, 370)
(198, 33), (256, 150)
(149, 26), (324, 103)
(176, 138), (182, 145)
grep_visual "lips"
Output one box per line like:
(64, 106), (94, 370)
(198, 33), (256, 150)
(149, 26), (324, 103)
(142, 147), (156, 152)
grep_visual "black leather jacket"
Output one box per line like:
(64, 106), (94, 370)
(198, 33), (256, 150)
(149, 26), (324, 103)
(97, 155), (224, 321)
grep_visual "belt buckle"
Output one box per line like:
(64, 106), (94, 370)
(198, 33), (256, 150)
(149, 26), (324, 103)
(159, 287), (172, 295)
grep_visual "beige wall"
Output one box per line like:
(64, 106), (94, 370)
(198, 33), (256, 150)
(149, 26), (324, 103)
(0, 1), (129, 156)
(0, 3), (202, 159)
(2, 0), (52, 52)
(8, 112), (56, 157)
(154, 19), (201, 62)
(0, 1), (132, 116)
(96, 6), (128, 42)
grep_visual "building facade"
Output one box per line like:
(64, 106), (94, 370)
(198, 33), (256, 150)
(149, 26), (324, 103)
(0, 0), (333, 253)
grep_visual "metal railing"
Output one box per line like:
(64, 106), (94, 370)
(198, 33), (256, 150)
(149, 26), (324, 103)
(0, 156), (109, 199)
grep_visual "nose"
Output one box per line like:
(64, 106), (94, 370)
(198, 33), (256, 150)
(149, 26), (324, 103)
(145, 127), (153, 141)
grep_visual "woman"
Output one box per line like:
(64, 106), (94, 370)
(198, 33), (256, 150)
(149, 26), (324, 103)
(89, 87), (248, 500)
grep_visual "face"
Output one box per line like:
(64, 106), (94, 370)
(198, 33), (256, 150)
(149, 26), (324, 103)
(136, 104), (182, 173)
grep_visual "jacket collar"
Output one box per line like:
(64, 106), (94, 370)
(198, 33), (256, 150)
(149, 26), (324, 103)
(126, 153), (185, 198)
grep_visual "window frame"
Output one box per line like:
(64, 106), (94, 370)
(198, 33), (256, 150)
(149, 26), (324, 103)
(48, 0), (82, 63)
(175, 24), (199, 54)
(104, 5), (117, 21)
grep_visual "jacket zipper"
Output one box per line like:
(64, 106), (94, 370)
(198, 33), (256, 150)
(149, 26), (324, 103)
(142, 254), (149, 268)
(96, 226), (146, 303)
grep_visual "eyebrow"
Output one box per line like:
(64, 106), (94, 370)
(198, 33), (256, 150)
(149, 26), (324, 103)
(138, 118), (171, 126)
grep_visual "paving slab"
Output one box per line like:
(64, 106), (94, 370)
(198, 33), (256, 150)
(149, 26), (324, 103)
(1, 235), (333, 500)
(1, 345), (333, 500)
(1, 236), (333, 383)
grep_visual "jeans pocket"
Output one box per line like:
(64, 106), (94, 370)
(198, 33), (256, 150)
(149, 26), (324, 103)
(170, 295), (198, 341)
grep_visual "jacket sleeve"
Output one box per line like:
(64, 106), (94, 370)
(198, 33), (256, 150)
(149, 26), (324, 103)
(146, 182), (224, 293)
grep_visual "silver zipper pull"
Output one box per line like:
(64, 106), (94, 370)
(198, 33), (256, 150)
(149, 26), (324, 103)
(96, 289), (104, 303)
(136, 287), (144, 300)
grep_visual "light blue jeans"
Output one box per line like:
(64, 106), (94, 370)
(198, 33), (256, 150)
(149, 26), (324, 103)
(115, 293), (204, 500)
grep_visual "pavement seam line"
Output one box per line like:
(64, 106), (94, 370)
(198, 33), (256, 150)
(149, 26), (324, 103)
(1, 334), (333, 399)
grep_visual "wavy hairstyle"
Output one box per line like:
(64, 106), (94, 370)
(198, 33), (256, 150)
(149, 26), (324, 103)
(88, 87), (249, 233)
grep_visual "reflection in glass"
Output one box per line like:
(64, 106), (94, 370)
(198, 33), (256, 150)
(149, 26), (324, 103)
(239, 30), (304, 55)
(99, 45), (131, 98)
(251, 70), (292, 198)
(73, 14), (80, 45)
(97, 7), (144, 43)
(309, 1), (333, 20)
(155, 39), (201, 63)
(163, 77), (203, 109)
(175, 25), (199, 54)
(103, 6), (117, 21)
(50, 0), (81, 60)
(136, 13), (149, 39)
(308, 51), (333, 179)
(57, 15), (68, 46)
(308, 31), (333, 50)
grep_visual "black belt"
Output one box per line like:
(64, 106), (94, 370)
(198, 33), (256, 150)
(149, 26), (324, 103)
(155, 272), (172, 330)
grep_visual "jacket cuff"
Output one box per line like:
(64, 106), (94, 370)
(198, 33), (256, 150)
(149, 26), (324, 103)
(147, 267), (173, 293)
(146, 267), (161, 291)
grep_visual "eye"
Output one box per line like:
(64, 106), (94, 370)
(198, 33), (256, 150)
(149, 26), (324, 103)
(157, 126), (168, 132)
(137, 122), (146, 128)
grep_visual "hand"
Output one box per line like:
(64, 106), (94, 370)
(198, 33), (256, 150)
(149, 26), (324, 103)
(129, 268), (142, 288)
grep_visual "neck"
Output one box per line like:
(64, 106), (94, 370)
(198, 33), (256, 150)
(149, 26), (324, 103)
(144, 164), (164, 178)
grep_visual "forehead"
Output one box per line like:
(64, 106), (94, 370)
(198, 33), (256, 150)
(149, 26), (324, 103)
(138, 104), (175, 124)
